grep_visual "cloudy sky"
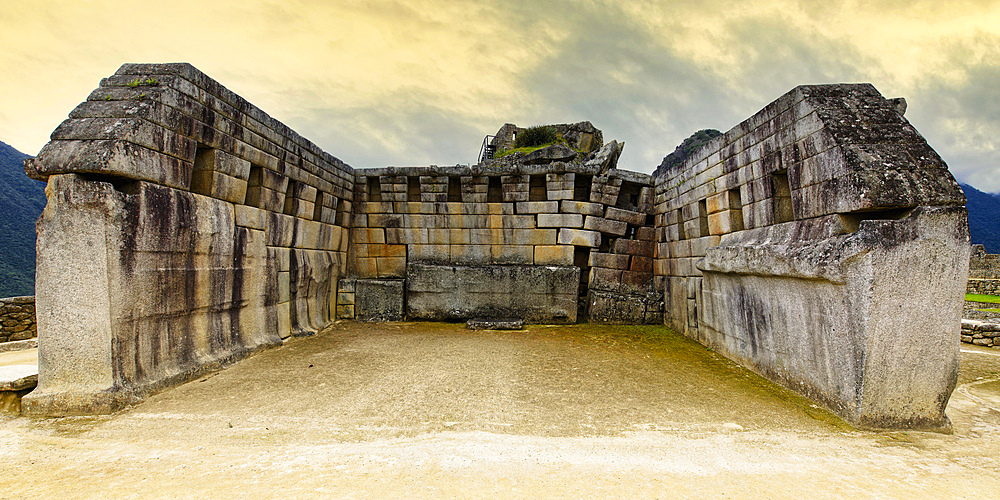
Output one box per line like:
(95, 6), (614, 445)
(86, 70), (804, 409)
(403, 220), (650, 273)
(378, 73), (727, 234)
(2, 0), (999, 191)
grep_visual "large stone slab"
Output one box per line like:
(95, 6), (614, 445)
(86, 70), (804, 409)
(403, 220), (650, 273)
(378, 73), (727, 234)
(696, 206), (969, 431)
(406, 263), (579, 323)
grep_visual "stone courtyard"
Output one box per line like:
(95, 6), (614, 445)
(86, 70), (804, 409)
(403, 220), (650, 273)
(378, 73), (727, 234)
(2, 321), (999, 497)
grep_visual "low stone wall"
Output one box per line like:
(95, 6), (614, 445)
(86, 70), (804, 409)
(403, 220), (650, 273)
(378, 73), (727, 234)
(961, 319), (1000, 348)
(967, 279), (1000, 296)
(0, 296), (36, 343)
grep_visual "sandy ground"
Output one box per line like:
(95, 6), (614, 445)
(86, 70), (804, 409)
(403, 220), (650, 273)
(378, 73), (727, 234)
(1, 322), (999, 499)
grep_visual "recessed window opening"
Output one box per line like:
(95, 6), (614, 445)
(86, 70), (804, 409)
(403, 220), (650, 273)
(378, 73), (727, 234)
(313, 192), (327, 221)
(367, 177), (382, 202)
(728, 188), (745, 231)
(698, 199), (709, 237)
(190, 146), (215, 198)
(448, 177), (462, 202)
(336, 198), (350, 226)
(245, 165), (263, 206)
(574, 174), (593, 202)
(772, 170), (793, 223)
(616, 181), (642, 211)
(676, 208), (686, 240)
(529, 175), (547, 201)
(407, 176), (421, 202)
(487, 176), (502, 203)
(283, 180), (299, 215)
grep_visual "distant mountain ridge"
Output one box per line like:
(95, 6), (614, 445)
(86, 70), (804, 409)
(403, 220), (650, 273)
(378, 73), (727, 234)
(960, 183), (1000, 254)
(0, 141), (45, 297)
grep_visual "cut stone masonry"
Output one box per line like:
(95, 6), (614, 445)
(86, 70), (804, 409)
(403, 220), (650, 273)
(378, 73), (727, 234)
(19, 64), (970, 432)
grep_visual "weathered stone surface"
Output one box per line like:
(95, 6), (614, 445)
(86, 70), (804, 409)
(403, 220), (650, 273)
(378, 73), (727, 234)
(406, 264), (579, 323)
(355, 279), (404, 322)
(520, 145), (577, 165)
(558, 228), (601, 247)
(696, 206), (968, 430)
(29, 139), (193, 190)
(466, 318), (524, 330)
(0, 365), (37, 392)
(23, 175), (286, 416)
(584, 140), (623, 170)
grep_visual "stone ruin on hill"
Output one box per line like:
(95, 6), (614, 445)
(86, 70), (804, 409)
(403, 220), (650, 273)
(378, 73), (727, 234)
(19, 63), (969, 432)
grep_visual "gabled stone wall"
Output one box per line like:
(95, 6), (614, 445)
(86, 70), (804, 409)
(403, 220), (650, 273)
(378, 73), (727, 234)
(22, 64), (353, 415)
(652, 84), (969, 430)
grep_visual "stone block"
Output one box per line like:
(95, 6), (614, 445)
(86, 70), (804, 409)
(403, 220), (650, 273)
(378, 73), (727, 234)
(450, 244), (491, 264)
(190, 170), (249, 204)
(534, 245), (574, 266)
(32, 139), (193, 190)
(235, 205), (267, 230)
(276, 302), (292, 340)
(491, 245), (534, 264)
(248, 186), (285, 212)
(708, 211), (742, 235)
(406, 264), (579, 323)
(560, 200), (604, 216)
(584, 216), (627, 236)
(512, 229), (557, 246)
(336, 304), (355, 319)
(558, 228), (601, 247)
(604, 207), (647, 225)
(614, 239), (654, 257)
(376, 257), (407, 277)
(408, 244), (451, 263)
(590, 252), (630, 270)
(589, 267), (623, 292)
(515, 201), (559, 214)
(355, 279), (405, 321)
(536, 213), (584, 228)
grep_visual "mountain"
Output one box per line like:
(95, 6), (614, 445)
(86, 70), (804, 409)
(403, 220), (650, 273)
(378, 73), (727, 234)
(961, 183), (1000, 254)
(654, 129), (723, 177)
(0, 141), (45, 297)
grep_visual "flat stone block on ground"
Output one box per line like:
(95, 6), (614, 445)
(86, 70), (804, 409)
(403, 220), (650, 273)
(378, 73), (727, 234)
(355, 279), (405, 322)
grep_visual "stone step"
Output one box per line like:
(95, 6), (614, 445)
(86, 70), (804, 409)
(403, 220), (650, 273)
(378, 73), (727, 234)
(0, 364), (38, 415)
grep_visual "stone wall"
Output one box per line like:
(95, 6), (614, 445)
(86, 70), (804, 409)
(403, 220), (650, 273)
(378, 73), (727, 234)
(23, 63), (972, 431)
(967, 245), (1000, 295)
(22, 64), (353, 416)
(0, 296), (36, 343)
(961, 319), (1000, 348)
(652, 84), (969, 431)
(347, 164), (660, 323)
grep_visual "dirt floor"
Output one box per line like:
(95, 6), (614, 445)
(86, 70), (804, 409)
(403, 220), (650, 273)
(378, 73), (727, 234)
(2, 322), (999, 498)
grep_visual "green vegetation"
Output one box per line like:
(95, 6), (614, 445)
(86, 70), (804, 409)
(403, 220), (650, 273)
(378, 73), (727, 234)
(495, 144), (556, 158)
(514, 125), (557, 148)
(0, 141), (45, 297)
(126, 77), (159, 88)
(495, 125), (589, 159)
(976, 308), (1000, 313)
(966, 293), (1000, 304)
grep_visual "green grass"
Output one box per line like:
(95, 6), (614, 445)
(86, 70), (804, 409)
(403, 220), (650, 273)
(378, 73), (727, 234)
(976, 308), (1000, 313)
(494, 142), (558, 158)
(966, 293), (1000, 304)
